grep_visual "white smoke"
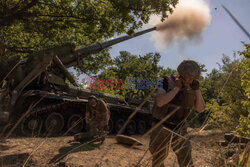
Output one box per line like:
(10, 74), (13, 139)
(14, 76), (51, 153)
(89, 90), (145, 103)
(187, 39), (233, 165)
(147, 0), (211, 50)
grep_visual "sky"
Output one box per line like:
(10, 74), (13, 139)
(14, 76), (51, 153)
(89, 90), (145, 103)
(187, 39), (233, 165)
(76, 0), (249, 81)
(108, 0), (250, 75)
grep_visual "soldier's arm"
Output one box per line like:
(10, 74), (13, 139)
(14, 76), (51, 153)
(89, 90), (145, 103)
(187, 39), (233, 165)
(99, 100), (110, 122)
(155, 87), (180, 107)
(97, 99), (109, 113)
(194, 89), (205, 112)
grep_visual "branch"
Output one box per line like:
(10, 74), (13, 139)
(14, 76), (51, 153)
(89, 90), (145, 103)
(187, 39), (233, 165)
(18, 0), (39, 14)
(5, 45), (34, 53)
(0, 0), (39, 26)
(35, 14), (88, 20)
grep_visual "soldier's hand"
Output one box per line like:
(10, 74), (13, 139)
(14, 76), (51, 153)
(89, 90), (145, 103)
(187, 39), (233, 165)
(175, 76), (183, 89)
(190, 80), (199, 90)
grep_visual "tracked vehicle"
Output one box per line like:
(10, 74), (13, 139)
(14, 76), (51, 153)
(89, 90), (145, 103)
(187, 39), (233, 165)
(0, 27), (156, 137)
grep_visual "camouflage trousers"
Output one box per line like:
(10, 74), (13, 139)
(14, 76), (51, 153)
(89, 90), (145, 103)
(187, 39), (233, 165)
(87, 118), (109, 132)
(149, 123), (194, 167)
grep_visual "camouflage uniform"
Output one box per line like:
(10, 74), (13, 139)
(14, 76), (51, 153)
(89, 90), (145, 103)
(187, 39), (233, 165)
(149, 122), (193, 167)
(149, 60), (200, 167)
(85, 96), (110, 132)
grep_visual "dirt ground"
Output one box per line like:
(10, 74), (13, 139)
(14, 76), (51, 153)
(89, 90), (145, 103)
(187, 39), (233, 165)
(0, 128), (226, 167)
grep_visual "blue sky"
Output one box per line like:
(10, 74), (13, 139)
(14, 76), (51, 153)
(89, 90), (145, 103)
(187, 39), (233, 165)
(109, 0), (250, 75)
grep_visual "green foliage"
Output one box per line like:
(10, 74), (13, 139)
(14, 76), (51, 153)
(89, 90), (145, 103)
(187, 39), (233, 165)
(236, 115), (250, 137)
(207, 99), (236, 129)
(159, 68), (178, 77)
(94, 51), (163, 99)
(200, 69), (220, 102)
(0, 0), (178, 74)
(235, 43), (250, 136)
(204, 44), (249, 136)
(237, 44), (250, 109)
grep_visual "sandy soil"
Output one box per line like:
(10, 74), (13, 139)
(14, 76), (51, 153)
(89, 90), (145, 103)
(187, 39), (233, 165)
(0, 129), (225, 167)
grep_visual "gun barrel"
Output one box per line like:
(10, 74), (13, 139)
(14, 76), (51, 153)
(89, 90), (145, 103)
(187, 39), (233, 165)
(76, 27), (156, 55)
(63, 27), (156, 67)
(222, 5), (250, 39)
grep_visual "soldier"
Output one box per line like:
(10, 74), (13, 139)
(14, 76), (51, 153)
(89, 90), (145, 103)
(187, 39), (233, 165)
(149, 60), (205, 167)
(85, 96), (110, 132)
(72, 96), (110, 144)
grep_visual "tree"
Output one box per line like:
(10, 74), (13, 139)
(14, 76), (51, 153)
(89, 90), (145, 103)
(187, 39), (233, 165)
(205, 48), (249, 136)
(0, 0), (178, 74)
(200, 69), (220, 102)
(236, 43), (250, 136)
(159, 68), (178, 77)
(89, 51), (164, 99)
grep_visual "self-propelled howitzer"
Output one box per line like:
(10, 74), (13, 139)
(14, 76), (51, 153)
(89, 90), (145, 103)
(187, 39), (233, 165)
(0, 27), (156, 136)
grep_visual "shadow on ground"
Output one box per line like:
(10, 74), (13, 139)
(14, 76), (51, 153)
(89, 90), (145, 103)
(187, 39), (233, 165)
(49, 141), (103, 164)
(113, 142), (143, 150)
(0, 153), (35, 167)
(0, 138), (17, 151)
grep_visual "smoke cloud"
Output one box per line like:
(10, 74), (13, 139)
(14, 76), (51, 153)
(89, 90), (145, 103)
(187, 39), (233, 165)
(148, 0), (211, 50)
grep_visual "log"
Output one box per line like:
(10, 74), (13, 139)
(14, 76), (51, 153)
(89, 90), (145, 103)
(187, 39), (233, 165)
(224, 132), (250, 144)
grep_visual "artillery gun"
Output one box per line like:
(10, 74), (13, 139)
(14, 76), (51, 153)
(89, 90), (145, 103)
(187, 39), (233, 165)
(0, 27), (156, 136)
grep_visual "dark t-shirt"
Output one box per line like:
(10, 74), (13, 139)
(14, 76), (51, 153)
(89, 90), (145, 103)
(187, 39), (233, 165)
(155, 76), (189, 128)
(161, 75), (182, 105)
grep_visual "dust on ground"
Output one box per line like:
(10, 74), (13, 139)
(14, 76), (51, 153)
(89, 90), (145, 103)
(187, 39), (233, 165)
(0, 129), (226, 167)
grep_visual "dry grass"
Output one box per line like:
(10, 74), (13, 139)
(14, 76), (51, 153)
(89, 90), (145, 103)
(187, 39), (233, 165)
(0, 129), (230, 167)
